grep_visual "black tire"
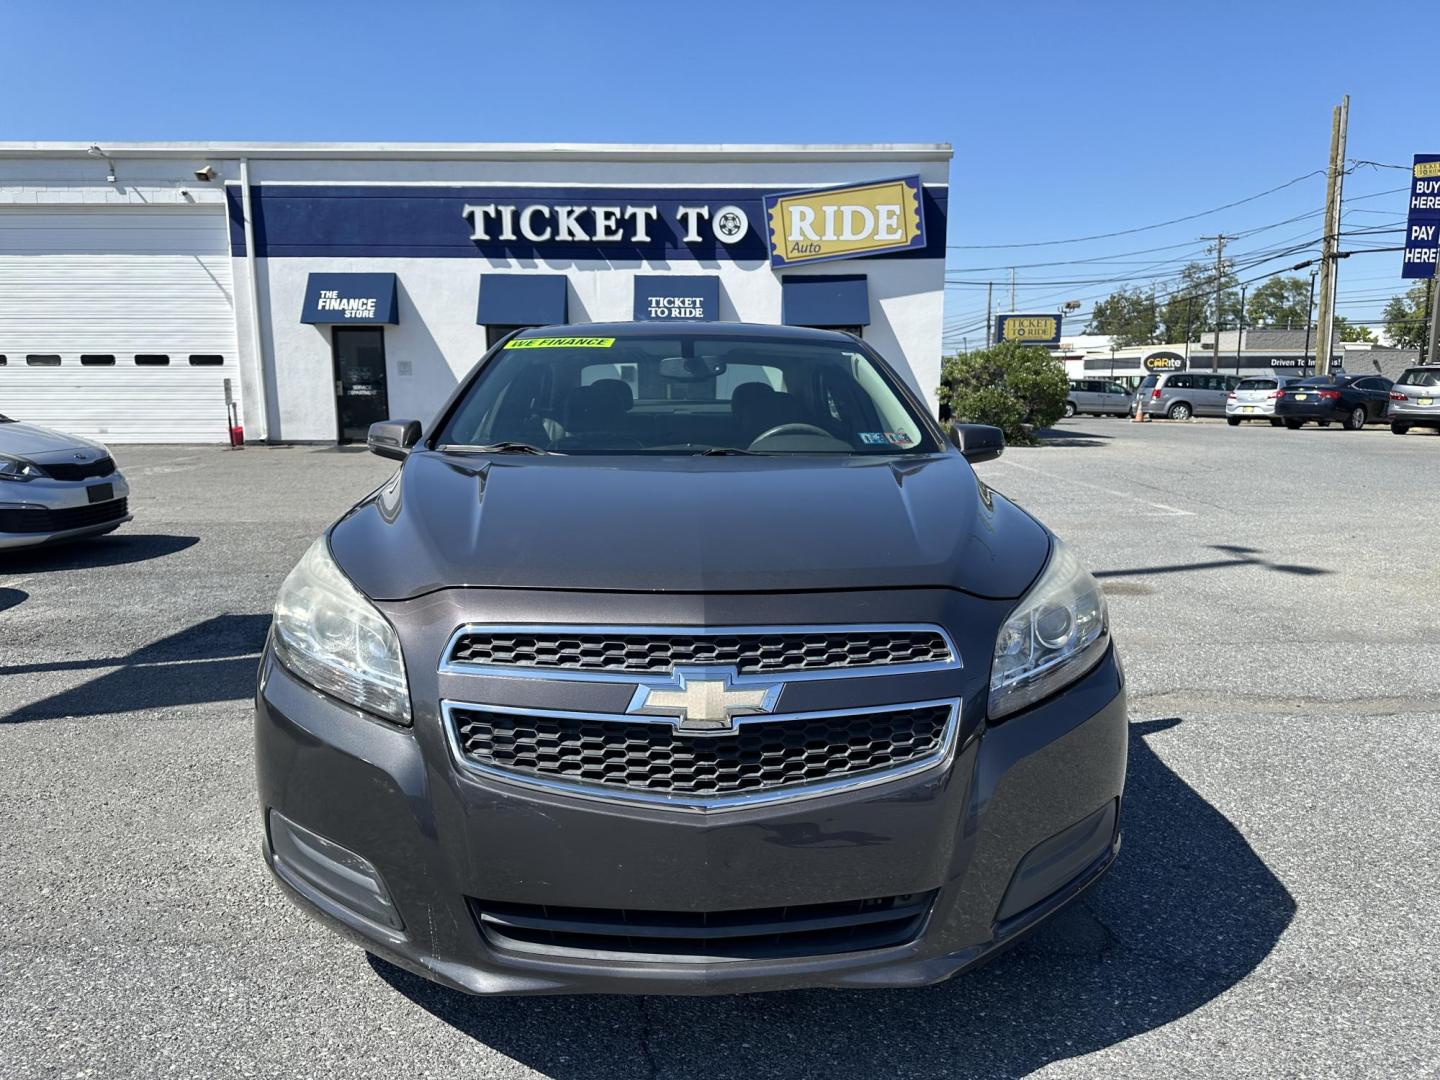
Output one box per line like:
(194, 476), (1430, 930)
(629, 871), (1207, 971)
(1063, 402), (1077, 418)
(1285, 419), (1303, 430)
(1167, 402), (1192, 421)
(1343, 406), (1367, 431)
(1391, 421), (1410, 435)
(1269, 418), (1284, 427)
(1227, 417), (1241, 427)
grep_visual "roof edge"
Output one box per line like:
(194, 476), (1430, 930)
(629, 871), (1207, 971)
(0, 141), (954, 163)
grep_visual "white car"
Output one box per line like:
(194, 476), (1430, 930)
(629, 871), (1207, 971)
(0, 414), (132, 549)
(1225, 376), (1300, 426)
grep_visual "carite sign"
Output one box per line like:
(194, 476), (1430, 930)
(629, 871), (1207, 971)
(1402, 154), (1440, 279)
(994, 313), (1062, 346)
(763, 177), (927, 268)
(1143, 352), (1185, 372)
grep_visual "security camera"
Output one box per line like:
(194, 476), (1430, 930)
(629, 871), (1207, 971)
(194, 165), (217, 182)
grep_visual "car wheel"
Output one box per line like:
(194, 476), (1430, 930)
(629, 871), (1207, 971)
(1269, 418), (1284, 427)
(1167, 402), (1192, 421)
(1064, 402), (1077, 418)
(1285, 419), (1303, 430)
(1227, 417), (1241, 426)
(1391, 421), (1410, 435)
(1343, 406), (1367, 431)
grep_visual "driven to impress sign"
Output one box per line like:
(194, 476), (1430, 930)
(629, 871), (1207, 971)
(1402, 154), (1440, 279)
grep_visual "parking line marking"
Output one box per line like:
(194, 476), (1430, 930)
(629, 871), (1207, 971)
(989, 460), (1196, 516)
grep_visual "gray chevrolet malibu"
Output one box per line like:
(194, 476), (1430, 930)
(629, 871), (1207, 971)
(256, 322), (1126, 996)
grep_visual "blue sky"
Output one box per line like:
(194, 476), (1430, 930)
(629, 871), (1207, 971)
(3, 0), (1422, 344)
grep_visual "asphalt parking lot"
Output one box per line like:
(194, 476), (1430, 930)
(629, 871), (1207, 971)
(2, 421), (1438, 1080)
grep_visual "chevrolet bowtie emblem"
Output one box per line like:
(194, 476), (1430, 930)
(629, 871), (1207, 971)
(627, 666), (782, 733)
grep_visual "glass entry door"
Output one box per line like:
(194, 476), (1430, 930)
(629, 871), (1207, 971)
(331, 327), (390, 443)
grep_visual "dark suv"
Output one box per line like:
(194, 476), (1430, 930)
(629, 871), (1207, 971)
(256, 323), (1127, 996)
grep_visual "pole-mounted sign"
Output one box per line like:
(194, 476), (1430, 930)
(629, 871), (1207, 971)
(1403, 154), (1440, 279)
(993, 313), (1062, 346)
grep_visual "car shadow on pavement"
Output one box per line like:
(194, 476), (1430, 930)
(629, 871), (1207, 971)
(370, 716), (1296, 1080)
(0, 612), (270, 723)
(1, 533), (199, 572)
(0, 587), (26, 612)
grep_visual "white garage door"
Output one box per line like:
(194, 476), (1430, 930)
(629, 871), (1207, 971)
(0, 206), (240, 443)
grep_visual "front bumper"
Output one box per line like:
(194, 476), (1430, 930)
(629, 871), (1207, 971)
(0, 471), (131, 549)
(256, 607), (1127, 996)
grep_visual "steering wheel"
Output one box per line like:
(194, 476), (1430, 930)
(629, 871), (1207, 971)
(750, 423), (833, 446)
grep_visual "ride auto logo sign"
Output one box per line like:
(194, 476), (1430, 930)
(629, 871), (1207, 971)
(1403, 155), (1440, 279)
(763, 177), (927, 268)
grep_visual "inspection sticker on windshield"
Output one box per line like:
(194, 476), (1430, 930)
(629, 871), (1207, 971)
(505, 336), (615, 349)
(860, 431), (912, 446)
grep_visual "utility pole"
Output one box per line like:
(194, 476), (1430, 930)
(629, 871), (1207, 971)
(1200, 235), (1233, 372)
(1312, 95), (1349, 378)
(1302, 269), (1317, 373)
(1236, 284), (1246, 375)
(1009, 268), (1016, 313)
(985, 282), (993, 346)
(1427, 275), (1440, 367)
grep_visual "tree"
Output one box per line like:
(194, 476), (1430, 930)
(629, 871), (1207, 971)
(938, 342), (1068, 445)
(1383, 282), (1433, 349)
(1084, 287), (1158, 346)
(1247, 276), (1313, 328)
(1158, 261), (1241, 342)
(1334, 317), (1375, 343)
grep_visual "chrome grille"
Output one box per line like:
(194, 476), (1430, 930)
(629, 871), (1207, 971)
(446, 627), (953, 675)
(446, 702), (955, 806)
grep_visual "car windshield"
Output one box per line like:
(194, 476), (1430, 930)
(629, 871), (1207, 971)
(1295, 376), (1338, 387)
(435, 333), (938, 455)
(1138, 375), (1157, 389)
(1398, 368), (1440, 388)
(1238, 379), (1277, 391)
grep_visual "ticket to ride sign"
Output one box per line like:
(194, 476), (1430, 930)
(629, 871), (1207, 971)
(1403, 154), (1440, 279)
(994, 313), (1063, 346)
(764, 176), (926, 267)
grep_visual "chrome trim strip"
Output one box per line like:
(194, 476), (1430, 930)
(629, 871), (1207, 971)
(438, 623), (962, 682)
(440, 697), (962, 813)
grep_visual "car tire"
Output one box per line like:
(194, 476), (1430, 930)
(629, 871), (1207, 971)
(1064, 402), (1077, 418)
(1391, 421), (1410, 435)
(1227, 417), (1241, 426)
(1167, 402), (1192, 421)
(1285, 419), (1303, 430)
(1343, 406), (1367, 431)
(1269, 418), (1284, 427)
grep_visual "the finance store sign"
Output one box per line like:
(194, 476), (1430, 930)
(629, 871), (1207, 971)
(230, 178), (943, 268)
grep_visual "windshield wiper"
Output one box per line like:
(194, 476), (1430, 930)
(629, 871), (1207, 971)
(698, 447), (761, 456)
(436, 442), (558, 456)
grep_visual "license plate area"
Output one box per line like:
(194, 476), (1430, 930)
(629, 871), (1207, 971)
(87, 482), (114, 504)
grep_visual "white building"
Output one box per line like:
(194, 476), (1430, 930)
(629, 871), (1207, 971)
(0, 142), (951, 443)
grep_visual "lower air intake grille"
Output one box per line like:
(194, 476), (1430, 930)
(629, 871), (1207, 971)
(448, 702), (953, 801)
(471, 892), (936, 962)
(0, 498), (127, 534)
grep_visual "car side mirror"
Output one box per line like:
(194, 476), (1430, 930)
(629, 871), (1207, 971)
(367, 419), (422, 461)
(949, 423), (1004, 464)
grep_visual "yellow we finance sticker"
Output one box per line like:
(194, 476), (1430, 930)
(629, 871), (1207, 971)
(504, 336), (615, 349)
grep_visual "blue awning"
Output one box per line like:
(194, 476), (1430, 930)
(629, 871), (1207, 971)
(780, 274), (870, 328)
(633, 275), (720, 321)
(300, 273), (398, 324)
(476, 274), (568, 326)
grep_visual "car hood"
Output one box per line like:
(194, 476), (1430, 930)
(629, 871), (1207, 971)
(329, 451), (1050, 601)
(0, 420), (107, 461)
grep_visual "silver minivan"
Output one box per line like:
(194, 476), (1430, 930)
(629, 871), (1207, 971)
(1225, 375), (1300, 426)
(1065, 378), (1133, 418)
(1139, 372), (1240, 420)
(1388, 365), (1440, 435)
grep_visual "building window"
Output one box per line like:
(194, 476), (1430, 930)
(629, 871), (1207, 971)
(188, 354), (224, 366)
(26, 354), (61, 366)
(0, 356), (7, 366)
(135, 354), (170, 366)
(81, 354), (116, 366)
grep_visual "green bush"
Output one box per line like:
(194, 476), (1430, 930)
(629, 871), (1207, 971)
(938, 342), (1069, 445)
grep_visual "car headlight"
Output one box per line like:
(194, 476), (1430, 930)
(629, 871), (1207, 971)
(0, 455), (42, 481)
(989, 538), (1109, 720)
(271, 537), (412, 725)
